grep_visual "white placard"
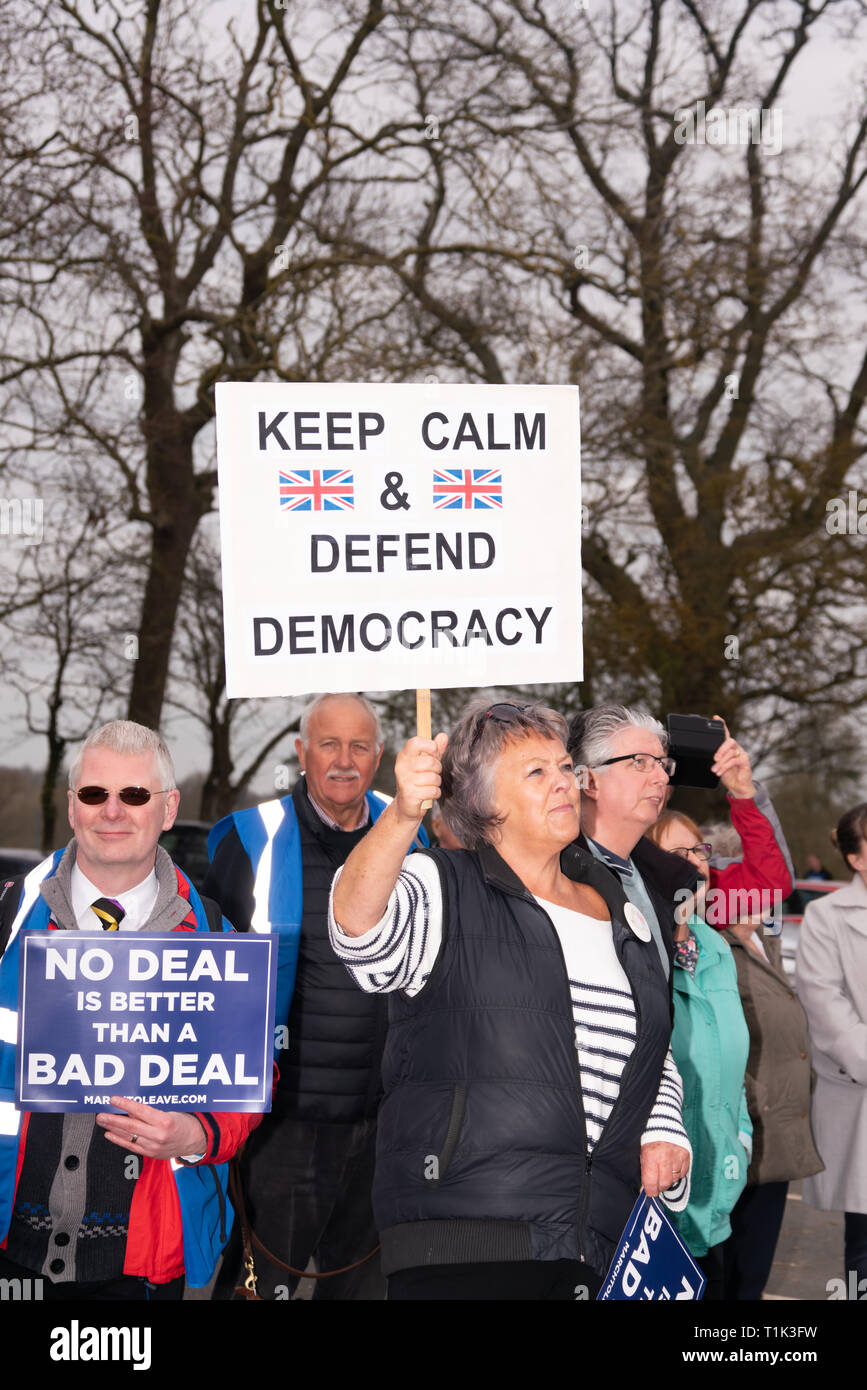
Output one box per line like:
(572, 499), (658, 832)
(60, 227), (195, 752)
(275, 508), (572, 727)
(214, 382), (581, 697)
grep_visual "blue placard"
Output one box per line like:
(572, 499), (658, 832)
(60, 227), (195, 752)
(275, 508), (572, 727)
(598, 1194), (705, 1301)
(15, 932), (276, 1113)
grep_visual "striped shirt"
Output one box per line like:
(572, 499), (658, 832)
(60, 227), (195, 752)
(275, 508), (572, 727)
(329, 853), (690, 1208)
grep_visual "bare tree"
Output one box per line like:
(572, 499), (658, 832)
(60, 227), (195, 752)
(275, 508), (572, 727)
(0, 497), (129, 847)
(165, 526), (308, 818)
(3, 0), (431, 728)
(320, 0), (867, 771)
(3, 0), (867, 803)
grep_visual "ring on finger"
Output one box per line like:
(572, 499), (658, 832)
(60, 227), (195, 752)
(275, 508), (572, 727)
(130, 1133), (139, 1144)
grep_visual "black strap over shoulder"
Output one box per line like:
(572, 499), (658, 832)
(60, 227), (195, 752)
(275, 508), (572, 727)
(202, 894), (224, 932)
(0, 875), (24, 958)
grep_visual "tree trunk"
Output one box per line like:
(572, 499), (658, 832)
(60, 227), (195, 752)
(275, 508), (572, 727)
(198, 716), (235, 822)
(127, 331), (212, 730)
(40, 734), (66, 853)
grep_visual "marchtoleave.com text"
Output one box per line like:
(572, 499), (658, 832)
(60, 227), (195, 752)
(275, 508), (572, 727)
(684, 1324), (818, 1365)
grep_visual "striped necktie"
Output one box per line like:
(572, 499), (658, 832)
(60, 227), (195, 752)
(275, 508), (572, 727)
(90, 897), (126, 931)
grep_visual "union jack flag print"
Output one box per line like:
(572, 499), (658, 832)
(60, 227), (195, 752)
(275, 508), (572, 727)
(432, 468), (503, 510)
(279, 469), (355, 511)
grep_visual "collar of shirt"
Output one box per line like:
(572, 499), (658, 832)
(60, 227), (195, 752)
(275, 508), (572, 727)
(306, 787), (370, 832)
(586, 836), (634, 880)
(585, 836), (669, 979)
(70, 863), (159, 933)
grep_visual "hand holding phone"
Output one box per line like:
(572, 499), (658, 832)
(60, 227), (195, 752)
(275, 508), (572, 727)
(709, 716), (756, 799)
(665, 714), (725, 789)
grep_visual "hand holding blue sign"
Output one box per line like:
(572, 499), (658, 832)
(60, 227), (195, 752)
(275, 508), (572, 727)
(96, 1096), (208, 1160)
(599, 1195), (705, 1301)
(641, 1139), (691, 1198)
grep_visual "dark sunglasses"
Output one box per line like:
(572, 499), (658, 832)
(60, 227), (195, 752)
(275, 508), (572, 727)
(470, 703), (531, 749)
(75, 786), (171, 807)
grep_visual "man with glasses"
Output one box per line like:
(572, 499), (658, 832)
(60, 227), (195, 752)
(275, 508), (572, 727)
(567, 705), (698, 982)
(568, 706), (793, 976)
(0, 720), (264, 1299)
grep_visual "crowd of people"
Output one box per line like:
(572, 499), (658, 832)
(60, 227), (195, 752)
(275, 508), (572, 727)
(0, 693), (864, 1303)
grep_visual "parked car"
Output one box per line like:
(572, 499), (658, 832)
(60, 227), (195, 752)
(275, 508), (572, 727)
(0, 848), (43, 879)
(780, 878), (846, 976)
(0, 830), (213, 911)
(158, 820), (211, 893)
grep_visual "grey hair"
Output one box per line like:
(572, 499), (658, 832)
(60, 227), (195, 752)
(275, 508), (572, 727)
(299, 693), (384, 748)
(440, 698), (569, 850)
(567, 704), (667, 771)
(703, 821), (743, 859)
(68, 721), (176, 791)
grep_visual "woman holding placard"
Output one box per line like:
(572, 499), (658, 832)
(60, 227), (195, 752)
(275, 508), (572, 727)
(328, 699), (691, 1300)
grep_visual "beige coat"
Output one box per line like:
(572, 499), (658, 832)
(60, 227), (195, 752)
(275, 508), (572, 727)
(721, 930), (823, 1185)
(796, 874), (867, 1212)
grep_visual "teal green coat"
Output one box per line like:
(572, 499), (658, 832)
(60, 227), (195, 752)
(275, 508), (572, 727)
(672, 917), (752, 1257)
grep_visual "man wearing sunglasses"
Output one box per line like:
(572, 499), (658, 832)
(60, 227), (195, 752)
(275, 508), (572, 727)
(0, 720), (265, 1300)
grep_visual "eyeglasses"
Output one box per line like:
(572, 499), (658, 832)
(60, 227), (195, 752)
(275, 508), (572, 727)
(594, 753), (676, 778)
(470, 703), (531, 749)
(75, 786), (172, 807)
(671, 843), (712, 863)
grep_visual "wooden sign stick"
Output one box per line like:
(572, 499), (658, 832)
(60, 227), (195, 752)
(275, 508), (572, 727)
(417, 687), (433, 812)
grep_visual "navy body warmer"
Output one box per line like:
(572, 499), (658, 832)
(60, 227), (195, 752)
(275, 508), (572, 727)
(375, 842), (674, 1278)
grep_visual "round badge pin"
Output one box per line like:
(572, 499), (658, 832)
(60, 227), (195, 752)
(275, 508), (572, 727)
(624, 903), (652, 942)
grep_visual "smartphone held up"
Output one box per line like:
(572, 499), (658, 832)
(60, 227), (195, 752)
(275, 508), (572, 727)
(665, 715), (726, 789)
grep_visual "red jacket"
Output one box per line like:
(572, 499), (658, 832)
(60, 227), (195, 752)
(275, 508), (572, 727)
(705, 795), (793, 927)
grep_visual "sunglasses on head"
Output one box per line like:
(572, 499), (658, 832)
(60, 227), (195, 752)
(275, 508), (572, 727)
(75, 786), (171, 807)
(470, 703), (531, 749)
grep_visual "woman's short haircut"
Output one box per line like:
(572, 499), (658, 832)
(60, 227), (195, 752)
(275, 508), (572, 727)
(440, 698), (569, 850)
(831, 802), (867, 871)
(68, 721), (176, 792)
(567, 704), (668, 771)
(646, 809), (702, 849)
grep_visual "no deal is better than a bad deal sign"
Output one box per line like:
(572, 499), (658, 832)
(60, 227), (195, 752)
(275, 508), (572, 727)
(215, 382), (582, 696)
(16, 933), (278, 1113)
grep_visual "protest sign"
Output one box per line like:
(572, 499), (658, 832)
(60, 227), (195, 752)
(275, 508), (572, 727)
(16, 933), (277, 1113)
(598, 1194), (705, 1301)
(215, 381), (581, 697)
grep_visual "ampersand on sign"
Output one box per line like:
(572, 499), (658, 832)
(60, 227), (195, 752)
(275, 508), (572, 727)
(380, 472), (410, 510)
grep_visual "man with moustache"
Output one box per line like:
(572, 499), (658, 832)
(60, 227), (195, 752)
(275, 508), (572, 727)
(205, 693), (425, 1299)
